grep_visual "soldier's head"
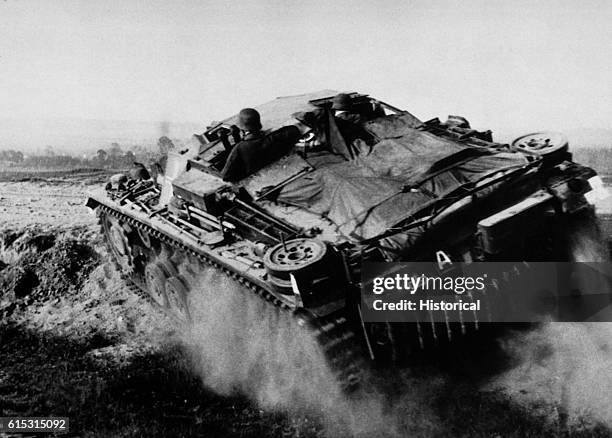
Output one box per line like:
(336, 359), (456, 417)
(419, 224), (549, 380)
(237, 108), (262, 133)
(331, 93), (353, 111)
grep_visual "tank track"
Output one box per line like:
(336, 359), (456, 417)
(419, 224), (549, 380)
(413, 263), (529, 346)
(94, 202), (366, 391)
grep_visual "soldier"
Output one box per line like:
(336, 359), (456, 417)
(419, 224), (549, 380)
(221, 108), (304, 181)
(332, 93), (365, 124)
(331, 93), (375, 149)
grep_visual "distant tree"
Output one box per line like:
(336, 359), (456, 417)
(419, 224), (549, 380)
(43, 145), (55, 156)
(8, 150), (24, 162)
(0, 150), (23, 163)
(108, 142), (122, 158)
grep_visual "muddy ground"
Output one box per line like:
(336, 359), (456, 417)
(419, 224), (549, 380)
(1, 169), (611, 437)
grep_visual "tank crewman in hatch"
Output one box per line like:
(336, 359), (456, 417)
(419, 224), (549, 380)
(220, 108), (307, 182)
(330, 93), (375, 150)
(332, 93), (366, 124)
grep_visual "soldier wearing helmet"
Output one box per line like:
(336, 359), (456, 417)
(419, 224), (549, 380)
(332, 92), (384, 124)
(331, 93), (375, 150)
(332, 93), (365, 124)
(221, 108), (303, 181)
(236, 108), (264, 136)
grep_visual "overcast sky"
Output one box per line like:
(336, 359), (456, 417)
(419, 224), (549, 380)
(1, 0), (611, 135)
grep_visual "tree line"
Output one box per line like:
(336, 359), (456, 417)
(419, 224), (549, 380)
(0, 136), (176, 170)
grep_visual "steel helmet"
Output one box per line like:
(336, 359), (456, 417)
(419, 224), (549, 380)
(237, 108), (262, 132)
(331, 93), (353, 111)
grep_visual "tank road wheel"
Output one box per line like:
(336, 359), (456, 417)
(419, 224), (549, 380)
(137, 228), (152, 249)
(158, 258), (179, 278)
(165, 275), (191, 323)
(100, 212), (135, 275)
(144, 263), (171, 307)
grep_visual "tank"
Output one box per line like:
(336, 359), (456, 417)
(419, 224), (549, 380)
(87, 90), (606, 389)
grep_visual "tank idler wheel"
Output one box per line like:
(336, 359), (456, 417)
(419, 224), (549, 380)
(144, 263), (171, 307)
(165, 275), (191, 323)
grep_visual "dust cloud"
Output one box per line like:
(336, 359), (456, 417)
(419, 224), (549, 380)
(494, 322), (612, 429)
(172, 218), (612, 435)
(179, 267), (440, 437)
(493, 221), (612, 430)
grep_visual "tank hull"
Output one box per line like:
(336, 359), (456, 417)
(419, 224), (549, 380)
(88, 91), (608, 388)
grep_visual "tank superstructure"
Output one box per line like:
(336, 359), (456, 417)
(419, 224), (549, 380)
(87, 90), (605, 388)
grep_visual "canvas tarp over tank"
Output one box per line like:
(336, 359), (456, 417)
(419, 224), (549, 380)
(277, 127), (528, 241)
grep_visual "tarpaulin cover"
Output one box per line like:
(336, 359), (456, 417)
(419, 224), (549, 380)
(277, 124), (528, 240)
(218, 92), (529, 241)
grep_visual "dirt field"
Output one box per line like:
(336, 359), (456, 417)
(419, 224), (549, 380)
(1, 170), (611, 437)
